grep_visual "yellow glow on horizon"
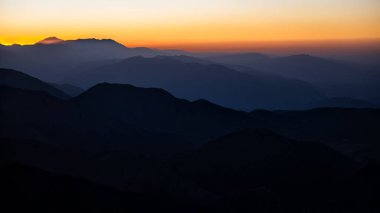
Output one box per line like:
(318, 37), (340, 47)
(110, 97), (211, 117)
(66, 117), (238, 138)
(1, 0), (380, 51)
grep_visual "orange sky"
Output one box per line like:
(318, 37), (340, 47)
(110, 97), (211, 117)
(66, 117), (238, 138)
(1, 0), (380, 51)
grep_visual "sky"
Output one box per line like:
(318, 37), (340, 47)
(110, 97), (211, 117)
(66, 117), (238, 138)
(1, 0), (380, 51)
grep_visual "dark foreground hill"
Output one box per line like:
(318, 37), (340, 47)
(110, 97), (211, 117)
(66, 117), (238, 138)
(251, 108), (380, 162)
(1, 133), (379, 213)
(1, 77), (379, 212)
(0, 84), (259, 155)
(0, 163), (197, 213)
(2, 82), (378, 157)
(174, 129), (351, 191)
(1, 80), (379, 158)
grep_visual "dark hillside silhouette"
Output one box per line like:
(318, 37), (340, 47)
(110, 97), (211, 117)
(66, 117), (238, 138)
(69, 56), (323, 110)
(0, 68), (69, 98)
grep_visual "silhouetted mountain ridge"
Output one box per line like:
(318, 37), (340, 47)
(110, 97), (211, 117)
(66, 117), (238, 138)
(1, 77), (380, 212)
(69, 56), (323, 110)
(0, 68), (69, 99)
(207, 53), (380, 103)
(0, 38), (161, 81)
(72, 83), (255, 137)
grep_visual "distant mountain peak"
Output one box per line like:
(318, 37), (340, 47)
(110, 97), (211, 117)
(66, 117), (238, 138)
(36, 37), (65, 45)
(65, 38), (128, 48)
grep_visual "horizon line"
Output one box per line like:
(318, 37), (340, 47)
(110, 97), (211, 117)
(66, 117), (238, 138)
(2, 36), (380, 53)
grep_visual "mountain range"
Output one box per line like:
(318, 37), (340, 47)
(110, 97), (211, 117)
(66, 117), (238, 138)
(207, 53), (380, 103)
(2, 37), (379, 110)
(1, 68), (378, 159)
(1, 38), (380, 212)
(0, 37), (164, 82)
(68, 56), (324, 110)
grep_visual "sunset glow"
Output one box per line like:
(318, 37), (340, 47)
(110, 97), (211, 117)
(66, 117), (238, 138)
(1, 0), (380, 51)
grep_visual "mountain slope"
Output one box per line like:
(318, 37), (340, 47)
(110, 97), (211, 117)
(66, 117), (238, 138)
(0, 82), (263, 156)
(72, 83), (257, 138)
(173, 129), (378, 212)
(1, 81), (379, 212)
(0, 163), (180, 212)
(207, 53), (380, 102)
(0, 68), (69, 99)
(174, 129), (351, 191)
(250, 108), (380, 161)
(51, 83), (84, 97)
(250, 54), (379, 84)
(0, 85), (198, 154)
(1, 79), (377, 160)
(304, 97), (378, 109)
(70, 56), (323, 110)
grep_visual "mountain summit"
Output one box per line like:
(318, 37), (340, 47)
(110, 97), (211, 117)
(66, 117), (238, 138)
(36, 37), (65, 45)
